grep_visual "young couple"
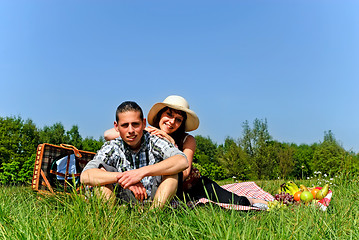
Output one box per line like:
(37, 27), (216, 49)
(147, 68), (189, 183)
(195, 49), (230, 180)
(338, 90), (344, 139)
(81, 95), (268, 209)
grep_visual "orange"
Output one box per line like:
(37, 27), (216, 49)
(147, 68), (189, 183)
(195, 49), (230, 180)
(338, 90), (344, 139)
(311, 188), (320, 199)
(294, 191), (301, 202)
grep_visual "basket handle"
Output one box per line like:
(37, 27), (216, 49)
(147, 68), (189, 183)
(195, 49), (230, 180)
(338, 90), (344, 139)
(60, 144), (82, 158)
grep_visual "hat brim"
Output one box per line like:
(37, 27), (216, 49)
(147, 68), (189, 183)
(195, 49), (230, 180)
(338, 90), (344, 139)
(148, 102), (199, 132)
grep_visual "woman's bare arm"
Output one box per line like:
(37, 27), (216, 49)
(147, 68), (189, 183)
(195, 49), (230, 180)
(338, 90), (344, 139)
(104, 127), (120, 141)
(145, 126), (176, 145)
(143, 126), (196, 180)
(182, 135), (196, 180)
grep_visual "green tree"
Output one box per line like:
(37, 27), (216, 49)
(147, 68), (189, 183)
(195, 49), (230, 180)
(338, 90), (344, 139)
(240, 119), (274, 179)
(352, 153), (359, 174)
(40, 122), (69, 145)
(0, 116), (40, 184)
(199, 163), (226, 180)
(217, 137), (249, 180)
(292, 143), (316, 179)
(312, 131), (346, 175)
(275, 142), (295, 179)
(82, 136), (105, 152)
(0, 116), (106, 185)
(194, 135), (218, 165)
(67, 125), (83, 149)
(17, 154), (36, 183)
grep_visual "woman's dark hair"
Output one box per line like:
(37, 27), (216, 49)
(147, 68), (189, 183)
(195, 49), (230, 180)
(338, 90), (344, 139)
(153, 107), (187, 150)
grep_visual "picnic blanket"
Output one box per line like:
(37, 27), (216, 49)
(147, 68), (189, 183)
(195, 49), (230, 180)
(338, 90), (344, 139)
(171, 182), (333, 211)
(316, 187), (333, 211)
(171, 181), (274, 211)
(196, 181), (274, 211)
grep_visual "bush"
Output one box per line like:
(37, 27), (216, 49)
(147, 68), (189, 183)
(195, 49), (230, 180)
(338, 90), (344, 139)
(0, 154), (35, 185)
(194, 163), (226, 181)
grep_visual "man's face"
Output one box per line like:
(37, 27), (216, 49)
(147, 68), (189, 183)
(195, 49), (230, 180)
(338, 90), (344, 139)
(114, 111), (146, 150)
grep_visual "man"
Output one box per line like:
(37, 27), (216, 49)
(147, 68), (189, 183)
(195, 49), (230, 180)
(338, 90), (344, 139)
(80, 101), (188, 208)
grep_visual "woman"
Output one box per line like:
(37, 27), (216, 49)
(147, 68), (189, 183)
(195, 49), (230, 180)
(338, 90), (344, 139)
(104, 95), (268, 208)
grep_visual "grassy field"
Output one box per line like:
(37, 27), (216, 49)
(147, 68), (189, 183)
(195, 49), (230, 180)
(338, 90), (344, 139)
(0, 174), (358, 239)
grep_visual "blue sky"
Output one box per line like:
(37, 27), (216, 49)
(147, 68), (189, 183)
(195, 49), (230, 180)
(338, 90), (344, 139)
(1, 1), (359, 152)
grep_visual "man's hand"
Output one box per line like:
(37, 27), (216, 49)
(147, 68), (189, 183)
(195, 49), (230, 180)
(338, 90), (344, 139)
(128, 182), (148, 201)
(117, 168), (146, 189)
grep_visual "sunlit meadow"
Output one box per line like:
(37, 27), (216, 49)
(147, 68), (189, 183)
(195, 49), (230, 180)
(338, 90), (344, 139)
(0, 173), (358, 239)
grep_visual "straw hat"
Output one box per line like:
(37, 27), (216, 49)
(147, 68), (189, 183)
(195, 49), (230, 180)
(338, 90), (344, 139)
(147, 95), (199, 132)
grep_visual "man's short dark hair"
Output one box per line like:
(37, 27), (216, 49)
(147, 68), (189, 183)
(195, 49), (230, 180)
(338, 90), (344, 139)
(116, 101), (144, 122)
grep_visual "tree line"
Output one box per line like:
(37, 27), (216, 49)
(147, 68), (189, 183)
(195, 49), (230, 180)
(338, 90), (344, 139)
(0, 116), (358, 184)
(0, 116), (104, 184)
(194, 119), (359, 181)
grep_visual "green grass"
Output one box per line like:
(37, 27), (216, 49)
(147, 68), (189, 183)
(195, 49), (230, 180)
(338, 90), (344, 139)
(1, 174), (358, 239)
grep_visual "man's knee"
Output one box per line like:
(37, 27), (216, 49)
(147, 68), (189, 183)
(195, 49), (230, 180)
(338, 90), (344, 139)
(92, 184), (114, 201)
(161, 174), (178, 190)
(158, 174), (178, 193)
(151, 174), (179, 208)
(151, 174), (178, 197)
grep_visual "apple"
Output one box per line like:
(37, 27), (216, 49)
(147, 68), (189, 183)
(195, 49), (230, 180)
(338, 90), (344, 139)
(300, 191), (314, 203)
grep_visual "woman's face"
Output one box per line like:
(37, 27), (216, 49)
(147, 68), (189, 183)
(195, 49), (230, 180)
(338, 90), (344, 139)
(158, 108), (184, 134)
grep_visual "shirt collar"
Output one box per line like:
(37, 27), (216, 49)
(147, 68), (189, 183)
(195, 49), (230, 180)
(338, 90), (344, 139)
(116, 131), (150, 153)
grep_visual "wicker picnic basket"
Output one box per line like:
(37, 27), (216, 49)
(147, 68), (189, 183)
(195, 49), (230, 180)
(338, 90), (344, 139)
(31, 143), (96, 194)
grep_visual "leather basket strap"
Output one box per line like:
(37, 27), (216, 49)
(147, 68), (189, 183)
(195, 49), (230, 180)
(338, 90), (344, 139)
(40, 169), (54, 193)
(60, 144), (82, 158)
(49, 170), (81, 177)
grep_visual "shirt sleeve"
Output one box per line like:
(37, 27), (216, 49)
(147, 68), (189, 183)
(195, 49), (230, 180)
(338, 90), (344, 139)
(151, 136), (187, 162)
(82, 142), (114, 172)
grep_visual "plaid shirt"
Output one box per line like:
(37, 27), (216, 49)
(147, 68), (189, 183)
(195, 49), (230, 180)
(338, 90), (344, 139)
(83, 131), (186, 197)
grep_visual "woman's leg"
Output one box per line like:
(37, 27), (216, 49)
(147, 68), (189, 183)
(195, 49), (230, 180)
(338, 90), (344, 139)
(176, 172), (184, 200)
(187, 176), (251, 206)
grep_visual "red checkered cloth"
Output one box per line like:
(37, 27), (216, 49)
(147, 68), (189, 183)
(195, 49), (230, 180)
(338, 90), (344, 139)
(316, 188), (333, 211)
(195, 181), (274, 211)
(170, 182), (333, 211)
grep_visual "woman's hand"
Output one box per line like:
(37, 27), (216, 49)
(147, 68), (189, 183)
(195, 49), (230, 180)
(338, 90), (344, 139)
(145, 126), (176, 145)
